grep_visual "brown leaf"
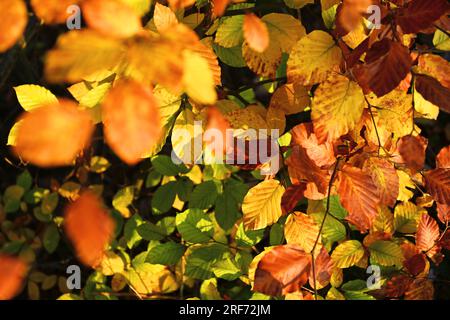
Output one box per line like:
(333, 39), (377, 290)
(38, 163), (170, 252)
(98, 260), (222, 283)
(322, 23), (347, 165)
(0, 0), (27, 53)
(64, 192), (115, 268)
(102, 80), (163, 165)
(353, 38), (412, 97)
(405, 278), (434, 300)
(243, 14), (269, 53)
(281, 184), (307, 214)
(418, 54), (450, 89)
(403, 253), (426, 276)
(385, 274), (413, 298)
(82, 0), (142, 39)
(415, 74), (450, 113)
(398, 135), (428, 172)
(437, 203), (450, 224)
(308, 247), (334, 290)
(337, 164), (381, 232)
(436, 145), (450, 169)
(14, 100), (94, 167)
(424, 168), (450, 204)
(396, 0), (450, 34)
(0, 255), (27, 300)
(253, 244), (312, 296)
(416, 213), (440, 257)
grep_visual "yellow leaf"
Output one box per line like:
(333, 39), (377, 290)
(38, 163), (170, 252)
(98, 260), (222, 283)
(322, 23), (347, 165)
(414, 84), (439, 120)
(182, 50), (218, 104)
(287, 30), (342, 85)
(0, 0), (27, 53)
(394, 201), (425, 234)
(153, 3), (179, 32)
(269, 83), (310, 115)
(397, 170), (415, 202)
(242, 179), (285, 230)
(284, 212), (321, 252)
(14, 85), (58, 112)
(331, 240), (365, 268)
(312, 74), (365, 143)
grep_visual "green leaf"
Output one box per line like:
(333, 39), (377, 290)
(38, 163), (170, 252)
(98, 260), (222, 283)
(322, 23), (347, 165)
(157, 216), (176, 235)
(215, 179), (248, 231)
(41, 192), (59, 215)
(189, 180), (221, 210)
(213, 44), (246, 68)
(137, 221), (167, 241)
(212, 255), (242, 281)
(43, 224), (60, 254)
(200, 279), (222, 300)
(17, 171), (32, 191)
(341, 280), (369, 292)
(124, 214), (144, 249)
(151, 155), (188, 176)
(3, 185), (25, 213)
(175, 178), (194, 202)
(112, 186), (134, 217)
(145, 169), (162, 188)
(215, 16), (244, 48)
(146, 242), (185, 265)
(185, 244), (229, 280)
(327, 195), (348, 219)
(235, 223), (265, 247)
(152, 181), (177, 215)
(310, 211), (346, 250)
(14, 85), (58, 111)
(368, 240), (403, 267)
(176, 209), (214, 243)
(269, 222), (284, 245)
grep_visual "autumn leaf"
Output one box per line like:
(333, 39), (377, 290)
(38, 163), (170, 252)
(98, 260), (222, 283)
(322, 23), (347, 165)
(13, 100), (94, 167)
(64, 192), (115, 267)
(31, 0), (80, 24)
(0, 0), (27, 53)
(253, 244), (312, 296)
(424, 168), (450, 204)
(436, 145), (450, 168)
(363, 158), (399, 207)
(353, 38), (412, 97)
(337, 164), (381, 232)
(102, 80), (163, 165)
(311, 74), (365, 143)
(243, 14), (269, 53)
(167, 0), (195, 10)
(281, 184), (307, 214)
(405, 278), (434, 300)
(242, 179), (285, 230)
(396, 0), (450, 34)
(82, 0), (142, 38)
(331, 240), (365, 268)
(287, 30), (342, 85)
(398, 135), (428, 172)
(0, 255), (28, 300)
(416, 214), (440, 257)
(308, 246), (333, 290)
(284, 212), (321, 253)
(415, 74), (450, 113)
(153, 3), (179, 32)
(269, 83), (310, 115)
(417, 54), (450, 89)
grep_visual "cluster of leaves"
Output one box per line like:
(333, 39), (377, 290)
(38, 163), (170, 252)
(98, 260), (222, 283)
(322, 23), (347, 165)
(0, 0), (450, 301)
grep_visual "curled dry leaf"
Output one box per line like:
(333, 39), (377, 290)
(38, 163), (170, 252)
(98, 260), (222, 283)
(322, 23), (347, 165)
(82, 0), (142, 38)
(102, 80), (163, 165)
(13, 100), (94, 167)
(0, 255), (28, 300)
(253, 244), (312, 296)
(64, 192), (115, 268)
(243, 14), (270, 53)
(0, 0), (27, 53)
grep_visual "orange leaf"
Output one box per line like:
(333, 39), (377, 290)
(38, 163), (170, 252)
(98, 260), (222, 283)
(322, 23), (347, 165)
(416, 213), (440, 257)
(405, 278), (434, 300)
(308, 247), (333, 290)
(424, 168), (450, 204)
(337, 164), (381, 232)
(436, 145), (450, 169)
(82, 0), (142, 38)
(31, 0), (81, 24)
(363, 157), (399, 207)
(167, 0), (195, 10)
(0, 0), (27, 53)
(64, 192), (115, 268)
(253, 244), (312, 296)
(0, 255), (27, 300)
(243, 14), (269, 53)
(14, 100), (94, 167)
(212, 0), (231, 17)
(102, 80), (163, 165)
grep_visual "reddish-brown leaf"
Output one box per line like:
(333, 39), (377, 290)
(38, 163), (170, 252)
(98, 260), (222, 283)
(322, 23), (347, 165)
(353, 38), (412, 97)
(14, 100), (94, 168)
(337, 164), (381, 232)
(415, 74), (450, 113)
(396, 0), (450, 34)
(385, 274), (413, 298)
(416, 214), (440, 257)
(437, 203), (450, 224)
(424, 168), (450, 204)
(436, 145), (450, 168)
(253, 244), (312, 296)
(64, 192), (116, 268)
(398, 135), (428, 172)
(0, 255), (27, 300)
(102, 80), (163, 165)
(405, 278), (434, 300)
(281, 184), (307, 214)
(286, 145), (329, 195)
(243, 13), (269, 53)
(308, 247), (333, 290)
(403, 253), (426, 277)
